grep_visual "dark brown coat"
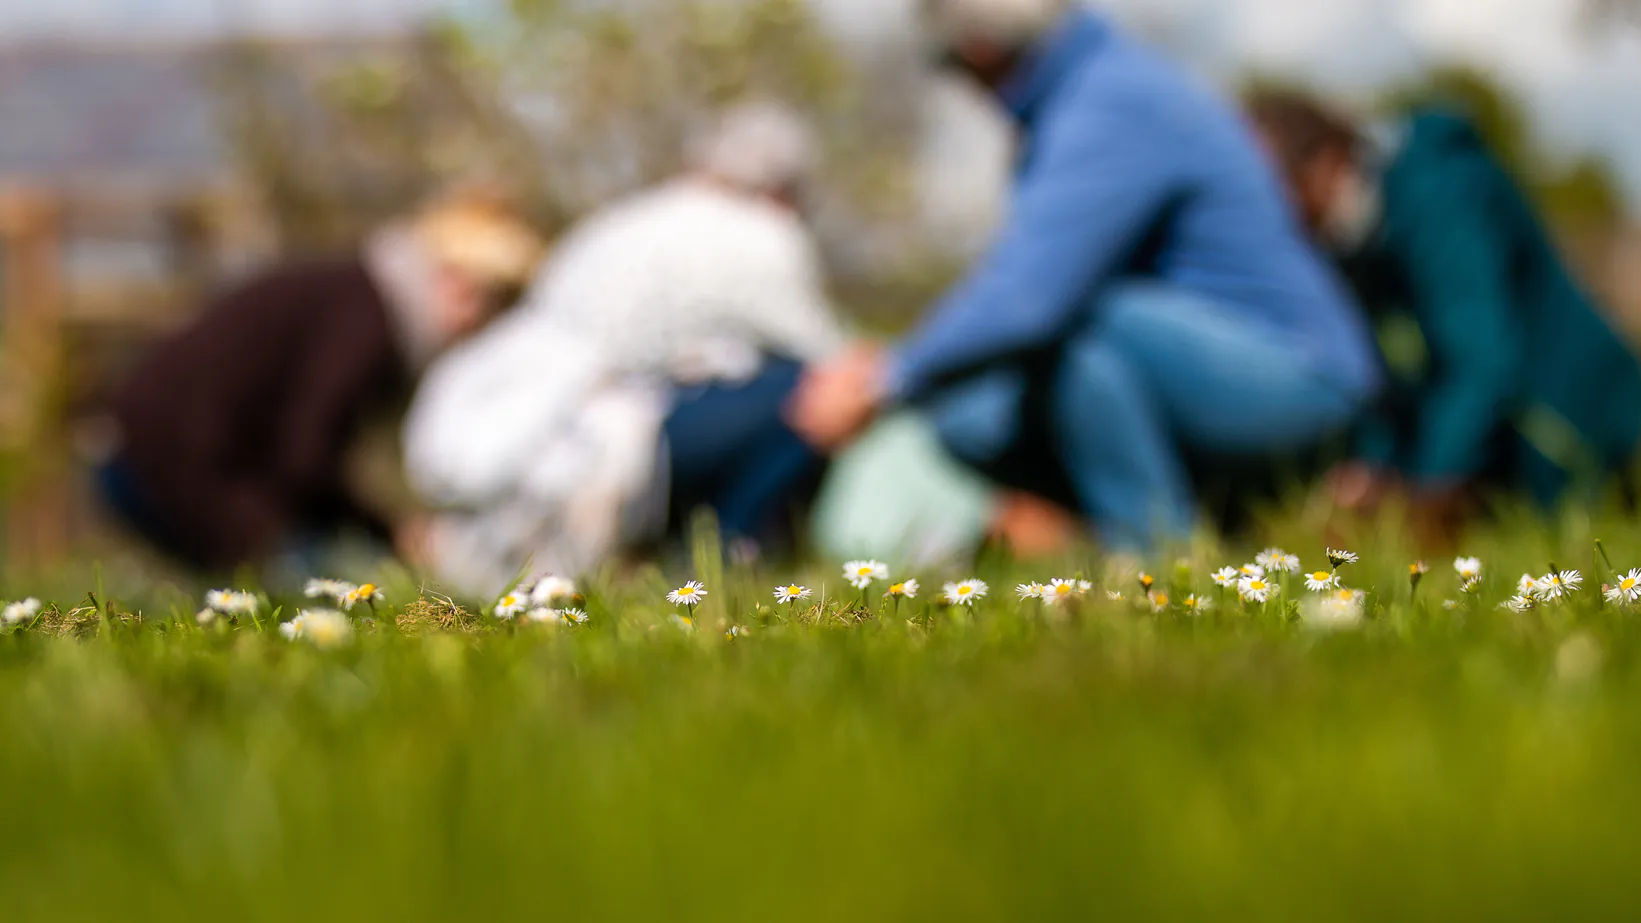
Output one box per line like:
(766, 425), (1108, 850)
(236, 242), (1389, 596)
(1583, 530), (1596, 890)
(111, 256), (407, 569)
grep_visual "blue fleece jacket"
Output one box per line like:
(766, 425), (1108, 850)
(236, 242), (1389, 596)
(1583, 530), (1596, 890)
(889, 9), (1379, 403)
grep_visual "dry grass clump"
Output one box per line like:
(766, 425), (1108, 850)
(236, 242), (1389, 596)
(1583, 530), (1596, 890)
(396, 595), (490, 636)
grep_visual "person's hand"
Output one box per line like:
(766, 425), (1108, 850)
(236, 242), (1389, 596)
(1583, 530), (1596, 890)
(1327, 462), (1395, 514)
(786, 343), (887, 453)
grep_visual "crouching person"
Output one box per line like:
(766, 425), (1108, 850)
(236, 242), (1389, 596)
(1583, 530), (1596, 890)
(789, 0), (1381, 552)
(405, 104), (845, 596)
(1248, 91), (1641, 542)
(99, 193), (546, 573)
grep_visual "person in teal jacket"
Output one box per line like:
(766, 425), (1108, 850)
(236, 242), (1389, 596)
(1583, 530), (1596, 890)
(1248, 91), (1641, 526)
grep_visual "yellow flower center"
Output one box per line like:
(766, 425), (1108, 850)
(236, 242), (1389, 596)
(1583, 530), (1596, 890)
(858, 568), (873, 576)
(889, 583), (904, 595)
(1152, 593), (1168, 606)
(679, 587), (696, 597)
(1249, 581), (1267, 591)
(1139, 575), (1154, 587)
(1055, 584), (1072, 596)
(502, 595), (517, 607)
(1624, 579), (1638, 591)
(1311, 572), (1330, 582)
(958, 587), (972, 596)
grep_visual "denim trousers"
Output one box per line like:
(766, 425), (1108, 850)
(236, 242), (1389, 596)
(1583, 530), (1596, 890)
(925, 283), (1364, 550)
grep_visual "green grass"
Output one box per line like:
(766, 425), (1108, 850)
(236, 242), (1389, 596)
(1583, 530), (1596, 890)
(7, 510), (1641, 921)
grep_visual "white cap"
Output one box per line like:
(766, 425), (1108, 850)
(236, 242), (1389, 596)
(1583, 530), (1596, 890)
(921, 0), (1068, 46)
(690, 101), (818, 196)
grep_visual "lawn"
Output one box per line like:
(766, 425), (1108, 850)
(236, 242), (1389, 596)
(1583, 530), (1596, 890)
(5, 510), (1641, 921)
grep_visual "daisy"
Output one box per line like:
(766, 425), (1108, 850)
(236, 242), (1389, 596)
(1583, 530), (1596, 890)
(1238, 563), (1266, 580)
(1453, 557), (1483, 582)
(341, 583), (384, 611)
(1255, 548), (1286, 569)
(1518, 573), (1542, 596)
(726, 625), (749, 639)
(1237, 575), (1275, 603)
(1016, 582), (1047, 600)
(773, 584), (812, 604)
(1181, 594), (1212, 615)
(1137, 573), (1155, 591)
(1147, 591), (1170, 612)
(1077, 580), (1094, 595)
(884, 579), (919, 600)
(1268, 552), (1302, 574)
(670, 614), (695, 632)
(944, 579), (988, 606)
(562, 608), (589, 625)
(1045, 578), (1080, 604)
(1503, 594), (1536, 613)
(525, 607), (563, 625)
(278, 610), (352, 648)
(304, 578), (355, 605)
(1442, 599), (1460, 611)
(1304, 570), (1340, 592)
(1, 597), (41, 626)
(528, 575), (577, 606)
(494, 591), (528, 620)
(1106, 591), (1126, 602)
(1210, 567), (1239, 588)
(1537, 570), (1582, 600)
(1327, 548), (1359, 568)
(843, 560), (889, 590)
(1606, 568), (1641, 604)
(205, 589), (258, 617)
(667, 581), (707, 607)
(1408, 562), (1429, 589)
(1460, 576), (1483, 595)
(1301, 590), (1363, 630)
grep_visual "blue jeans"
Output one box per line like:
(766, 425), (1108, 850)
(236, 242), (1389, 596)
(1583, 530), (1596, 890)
(664, 359), (824, 543)
(926, 283), (1365, 549)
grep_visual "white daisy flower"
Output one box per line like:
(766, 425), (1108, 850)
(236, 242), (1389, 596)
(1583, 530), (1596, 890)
(1045, 578), (1080, 604)
(670, 614), (695, 632)
(1453, 557), (1483, 581)
(1301, 590), (1364, 630)
(726, 625), (749, 639)
(1461, 576), (1483, 595)
(525, 607), (563, 625)
(279, 609), (352, 648)
(1210, 567), (1239, 587)
(1518, 573), (1542, 596)
(1304, 570), (1340, 592)
(1537, 570), (1582, 600)
(1076, 580), (1094, 594)
(528, 575), (578, 606)
(1442, 599), (1460, 611)
(1238, 563), (1266, 580)
(1181, 594), (1212, 614)
(562, 608), (589, 625)
(304, 579), (355, 604)
(1606, 568), (1641, 604)
(1326, 548), (1359, 568)
(884, 579), (919, 599)
(1106, 591), (1126, 602)
(1, 597), (42, 625)
(341, 583), (384, 611)
(205, 589), (258, 617)
(943, 579), (988, 606)
(667, 581), (707, 607)
(1255, 548), (1285, 569)
(1147, 591), (1170, 612)
(773, 584), (812, 604)
(1015, 582), (1047, 600)
(1237, 575), (1275, 603)
(1503, 594), (1536, 613)
(843, 560), (889, 589)
(194, 608), (216, 625)
(1137, 572), (1156, 592)
(1270, 553), (1302, 574)
(494, 592), (528, 620)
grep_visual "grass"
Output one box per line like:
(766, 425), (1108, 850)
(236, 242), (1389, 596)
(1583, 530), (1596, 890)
(6, 509), (1641, 921)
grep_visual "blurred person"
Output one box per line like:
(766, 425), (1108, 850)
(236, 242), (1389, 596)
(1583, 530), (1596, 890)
(99, 193), (546, 573)
(405, 103), (844, 594)
(1247, 91), (1641, 537)
(788, 0), (1380, 551)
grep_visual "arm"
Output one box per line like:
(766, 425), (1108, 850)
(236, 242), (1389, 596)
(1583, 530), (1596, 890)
(888, 90), (1181, 399)
(741, 226), (846, 362)
(1398, 168), (1524, 485)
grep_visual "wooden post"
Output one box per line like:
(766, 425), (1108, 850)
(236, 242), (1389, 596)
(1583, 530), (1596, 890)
(0, 185), (68, 572)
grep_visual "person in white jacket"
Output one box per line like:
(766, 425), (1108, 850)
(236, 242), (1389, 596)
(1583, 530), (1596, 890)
(404, 103), (845, 595)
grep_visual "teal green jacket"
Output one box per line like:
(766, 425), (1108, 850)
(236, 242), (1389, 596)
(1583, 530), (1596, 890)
(1341, 110), (1641, 496)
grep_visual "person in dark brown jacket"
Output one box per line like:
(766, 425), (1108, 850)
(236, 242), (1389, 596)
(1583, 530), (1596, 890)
(99, 195), (546, 572)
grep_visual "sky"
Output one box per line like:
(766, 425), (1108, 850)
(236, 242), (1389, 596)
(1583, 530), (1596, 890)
(3, 0), (1639, 209)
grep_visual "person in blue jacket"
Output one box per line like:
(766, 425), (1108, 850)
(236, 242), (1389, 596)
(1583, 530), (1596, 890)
(788, 0), (1380, 551)
(1247, 90), (1641, 528)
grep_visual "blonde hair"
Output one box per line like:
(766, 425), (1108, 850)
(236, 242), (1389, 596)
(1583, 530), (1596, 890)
(921, 0), (1068, 47)
(413, 190), (547, 295)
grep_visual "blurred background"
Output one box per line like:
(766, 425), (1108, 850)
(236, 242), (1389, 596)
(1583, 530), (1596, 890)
(1, 0), (1638, 570)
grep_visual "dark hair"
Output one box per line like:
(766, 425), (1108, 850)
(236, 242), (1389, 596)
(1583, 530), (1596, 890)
(1244, 89), (1361, 178)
